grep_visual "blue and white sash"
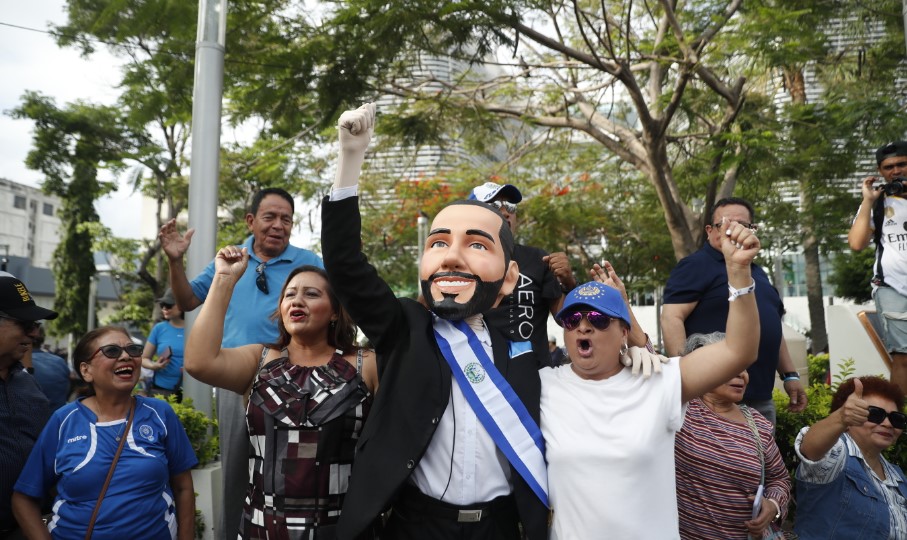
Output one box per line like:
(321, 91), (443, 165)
(433, 317), (549, 507)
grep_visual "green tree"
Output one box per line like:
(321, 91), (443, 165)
(313, 0), (755, 260)
(10, 92), (129, 337)
(828, 248), (875, 304)
(737, 0), (906, 352)
(46, 0), (331, 317)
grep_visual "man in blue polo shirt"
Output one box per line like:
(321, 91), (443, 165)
(661, 197), (806, 425)
(159, 187), (322, 538)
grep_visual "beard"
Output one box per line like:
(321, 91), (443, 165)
(421, 271), (505, 321)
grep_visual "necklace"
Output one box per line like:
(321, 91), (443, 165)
(115, 419), (128, 442)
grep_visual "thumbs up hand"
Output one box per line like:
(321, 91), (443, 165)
(838, 378), (870, 429)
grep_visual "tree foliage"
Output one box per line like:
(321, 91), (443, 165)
(10, 92), (130, 337)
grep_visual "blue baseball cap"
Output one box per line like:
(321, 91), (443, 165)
(556, 282), (631, 329)
(469, 182), (523, 204)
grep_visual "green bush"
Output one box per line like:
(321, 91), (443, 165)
(164, 396), (219, 467)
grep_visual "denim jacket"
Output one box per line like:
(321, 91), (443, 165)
(794, 431), (907, 540)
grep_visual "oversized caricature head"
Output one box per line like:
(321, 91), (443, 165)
(419, 200), (518, 320)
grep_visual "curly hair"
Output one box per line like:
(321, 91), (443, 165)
(831, 376), (905, 413)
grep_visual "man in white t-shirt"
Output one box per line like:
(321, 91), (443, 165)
(848, 141), (907, 391)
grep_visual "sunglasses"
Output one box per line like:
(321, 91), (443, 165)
(867, 405), (907, 429)
(712, 222), (759, 232)
(489, 200), (518, 213)
(255, 262), (269, 294)
(0, 316), (41, 333)
(560, 310), (615, 331)
(89, 343), (144, 361)
(159, 303), (174, 310)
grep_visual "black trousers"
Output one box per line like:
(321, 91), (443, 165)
(383, 485), (520, 540)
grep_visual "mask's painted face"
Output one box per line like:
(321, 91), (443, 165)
(419, 203), (517, 320)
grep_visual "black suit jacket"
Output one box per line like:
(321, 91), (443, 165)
(322, 196), (547, 540)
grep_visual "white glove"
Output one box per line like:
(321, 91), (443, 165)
(621, 346), (670, 378)
(334, 103), (376, 189)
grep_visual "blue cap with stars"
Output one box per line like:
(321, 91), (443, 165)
(555, 281), (631, 329)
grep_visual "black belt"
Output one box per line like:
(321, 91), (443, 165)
(397, 484), (507, 523)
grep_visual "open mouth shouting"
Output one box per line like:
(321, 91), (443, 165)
(288, 307), (308, 322)
(575, 338), (593, 358)
(113, 364), (136, 380)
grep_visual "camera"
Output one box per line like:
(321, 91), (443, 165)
(880, 176), (907, 196)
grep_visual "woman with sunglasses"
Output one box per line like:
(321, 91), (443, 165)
(185, 249), (379, 539)
(140, 289), (185, 400)
(793, 375), (907, 539)
(12, 326), (198, 539)
(540, 220), (761, 539)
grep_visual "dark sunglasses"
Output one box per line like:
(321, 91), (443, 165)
(0, 316), (41, 333)
(712, 222), (759, 232)
(90, 344), (144, 360)
(159, 303), (174, 310)
(867, 405), (907, 429)
(489, 200), (518, 213)
(560, 310), (614, 331)
(255, 263), (269, 294)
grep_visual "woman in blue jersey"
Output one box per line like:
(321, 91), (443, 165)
(141, 289), (185, 400)
(12, 326), (197, 539)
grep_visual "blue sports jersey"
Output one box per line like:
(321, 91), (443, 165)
(14, 395), (197, 539)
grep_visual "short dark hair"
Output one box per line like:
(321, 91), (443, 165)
(831, 376), (905, 413)
(709, 197), (755, 225)
(447, 199), (515, 267)
(250, 188), (294, 216)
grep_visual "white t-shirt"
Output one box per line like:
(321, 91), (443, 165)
(540, 358), (684, 540)
(869, 194), (907, 297)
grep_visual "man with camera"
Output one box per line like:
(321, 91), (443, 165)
(849, 141), (907, 391)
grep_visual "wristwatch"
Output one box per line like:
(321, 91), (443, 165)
(781, 371), (800, 381)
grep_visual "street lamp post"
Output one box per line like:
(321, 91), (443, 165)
(416, 212), (428, 294)
(183, 0), (227, 418)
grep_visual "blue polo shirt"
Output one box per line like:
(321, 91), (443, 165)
(189, 236), (323, 347)
(663, 244), (783, 400)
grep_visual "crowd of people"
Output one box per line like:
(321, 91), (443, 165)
(1, 104), (906, 539)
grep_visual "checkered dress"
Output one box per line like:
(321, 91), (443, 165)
(240, 350), (371, 539)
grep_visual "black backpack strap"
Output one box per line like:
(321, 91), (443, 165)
(873, 195), (887, 285)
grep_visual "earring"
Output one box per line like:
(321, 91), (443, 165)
(619, 343), (629, 357)
(330, 320), (337, 330)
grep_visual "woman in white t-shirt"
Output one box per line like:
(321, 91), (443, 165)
(540, 220), (762, 540)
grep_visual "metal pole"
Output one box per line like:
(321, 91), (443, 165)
(417, 213), (428, 295)
(87, 275), (98, 331)
(903, 0), (907, 57)
(182, 0), (227, 419)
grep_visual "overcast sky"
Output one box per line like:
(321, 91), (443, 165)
(0, 0), (147, 238)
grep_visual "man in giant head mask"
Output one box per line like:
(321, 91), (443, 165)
(322, 104), (548, 540)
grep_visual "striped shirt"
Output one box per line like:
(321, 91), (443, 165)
(795, 428), (907, 540)
(675, 400), (790, 540)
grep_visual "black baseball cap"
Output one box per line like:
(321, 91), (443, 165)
(876, 141), (907, 165)
(0, 274), (58, 322)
